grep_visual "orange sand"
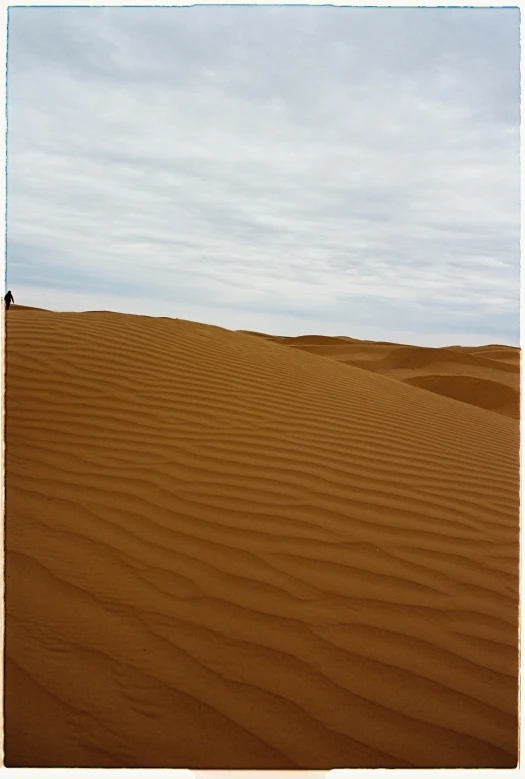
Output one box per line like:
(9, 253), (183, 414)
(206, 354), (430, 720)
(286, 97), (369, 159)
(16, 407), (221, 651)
(4, 307), (520, 768)
(241, 334), (520, 419)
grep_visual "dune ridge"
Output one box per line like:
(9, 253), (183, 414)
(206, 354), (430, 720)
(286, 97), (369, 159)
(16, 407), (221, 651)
(5, 308), (519, 768)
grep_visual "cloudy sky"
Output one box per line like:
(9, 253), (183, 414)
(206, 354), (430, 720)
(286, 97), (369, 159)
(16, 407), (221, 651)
(5, 5), (520, 346)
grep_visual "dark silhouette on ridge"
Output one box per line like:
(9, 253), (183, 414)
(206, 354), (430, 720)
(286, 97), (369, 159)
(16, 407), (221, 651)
(4, 290), (14, 310)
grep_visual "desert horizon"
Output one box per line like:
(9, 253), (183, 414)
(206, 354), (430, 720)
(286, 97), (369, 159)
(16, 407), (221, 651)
(4, 303), (520, 768)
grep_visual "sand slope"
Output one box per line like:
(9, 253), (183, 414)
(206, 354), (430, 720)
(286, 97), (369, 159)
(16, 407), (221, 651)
(251, 334), (520, 419)
(5, 310), (519, 768)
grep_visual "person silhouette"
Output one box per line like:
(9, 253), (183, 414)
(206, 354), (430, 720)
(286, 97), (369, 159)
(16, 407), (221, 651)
(4, 290), (14, 310)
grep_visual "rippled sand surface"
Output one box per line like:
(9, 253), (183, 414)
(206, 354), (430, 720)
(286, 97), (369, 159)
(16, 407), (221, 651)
(5, 307), (519, 767)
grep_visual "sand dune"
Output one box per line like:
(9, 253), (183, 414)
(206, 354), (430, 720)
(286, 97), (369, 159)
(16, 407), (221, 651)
(469, 348), (520, 365)
(7, 303), (47, 311)
(4, 309), (519, 768)
(403, 375), (519, 418)
(366, 344), (519, 373)
(254, 334), (519, 419)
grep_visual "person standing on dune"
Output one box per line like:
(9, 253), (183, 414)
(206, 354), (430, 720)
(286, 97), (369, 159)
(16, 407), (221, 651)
(4, 290), (14, 310)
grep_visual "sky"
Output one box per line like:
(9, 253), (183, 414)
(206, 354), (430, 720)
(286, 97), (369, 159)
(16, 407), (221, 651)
(5, 4), (520, 346)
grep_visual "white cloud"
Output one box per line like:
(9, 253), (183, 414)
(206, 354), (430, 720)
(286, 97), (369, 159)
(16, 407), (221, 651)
(6, 6), (520, 345)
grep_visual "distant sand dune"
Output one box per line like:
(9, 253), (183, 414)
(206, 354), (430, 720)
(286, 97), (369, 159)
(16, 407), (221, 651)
(255, 334), (519, 419)
(5, 310), (519, 768)
(282, 335), (360, 346)
(470, 349), (520, 364)
(372, 345), (519, 374)
(403, 375), (519, 418)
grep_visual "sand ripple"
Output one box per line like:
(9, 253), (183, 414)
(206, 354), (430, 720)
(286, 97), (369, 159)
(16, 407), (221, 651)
(5, 310), (519, 767)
